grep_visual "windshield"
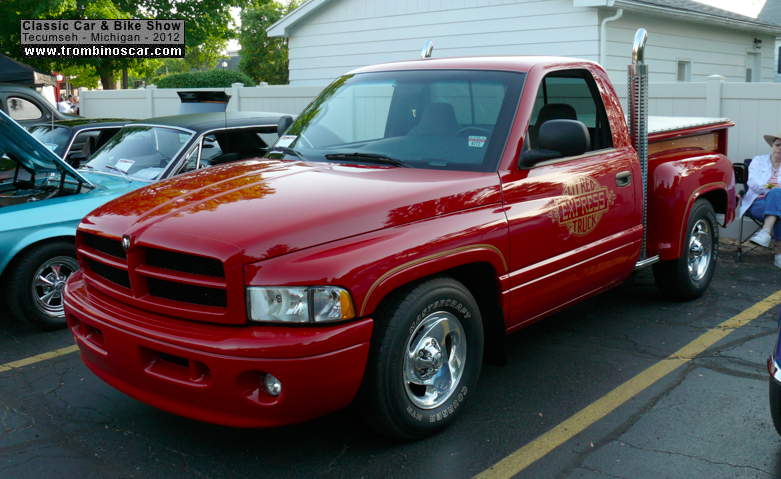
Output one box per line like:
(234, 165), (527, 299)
(274, 69), (525, 172)
(83, 125), (193, 181)
(28, 125), (71, 157)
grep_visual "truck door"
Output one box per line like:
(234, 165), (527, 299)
(500, 68), (642, 328)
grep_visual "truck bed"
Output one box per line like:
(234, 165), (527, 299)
(648, 116), (733, 142)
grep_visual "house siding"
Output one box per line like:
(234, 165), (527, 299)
(286, 0), (600, 85)
(603, 11), (776, 83)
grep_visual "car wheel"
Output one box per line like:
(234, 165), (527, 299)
(770, 378), (781, 436)
(5, 241), (77, 330)
(359, 277), (484, 439)
(653, 199), (718, 301)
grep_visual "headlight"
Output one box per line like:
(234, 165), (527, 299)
(246, 286), (355, 324)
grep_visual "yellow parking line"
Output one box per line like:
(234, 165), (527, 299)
(475, 289), (781, 479)
(0, 344), (79, 373)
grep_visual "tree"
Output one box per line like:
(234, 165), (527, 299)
(238, 1), (300, 85)
(0, 0), (251, 89)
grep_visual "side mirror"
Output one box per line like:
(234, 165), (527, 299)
(277, 115), (294, 134)
(519, 119), (590, 168)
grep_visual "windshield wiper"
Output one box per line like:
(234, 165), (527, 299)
(103, 164), (128, 176)
(324, 152), (407, 167)
(268, 146), (304, 159)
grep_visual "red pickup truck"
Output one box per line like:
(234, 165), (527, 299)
(64, 30), (735, 439)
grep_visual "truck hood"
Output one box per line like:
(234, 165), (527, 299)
(0, 110), (92, 186)
(81, 159), (502, 264)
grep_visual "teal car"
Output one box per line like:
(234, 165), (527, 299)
(0, 111), (146, 330)
(0, 110), (284, 329)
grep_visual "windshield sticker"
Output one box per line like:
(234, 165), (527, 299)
(548, 176), (616, 236)
(276, 135), (297, 148)
(115, 158), (135, 173)
(468, 136), (487, 148)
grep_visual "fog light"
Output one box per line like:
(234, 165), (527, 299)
(264, 373), (282, 396)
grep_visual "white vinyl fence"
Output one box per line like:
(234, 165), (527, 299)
(82, 77), (781, 162)
(614, 75), (781, 163)
(80, 83), (323, 119)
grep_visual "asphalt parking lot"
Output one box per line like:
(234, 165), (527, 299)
(1, 242), (781, 479)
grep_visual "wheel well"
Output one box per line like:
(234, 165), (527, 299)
(0, 236), (75, 282)
(374, 262), (506, 365)
(698, 189), (726, 215)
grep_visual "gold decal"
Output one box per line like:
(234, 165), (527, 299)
(549, 177), (616, 236)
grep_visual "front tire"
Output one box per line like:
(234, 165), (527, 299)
(359, 277), (484, 439)
(5, 241), (78, 330)
(653, 199), (718, 300)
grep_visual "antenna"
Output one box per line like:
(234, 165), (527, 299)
(420, 40), (434, 59)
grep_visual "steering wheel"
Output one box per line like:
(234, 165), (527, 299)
(456, 127), (491, 138)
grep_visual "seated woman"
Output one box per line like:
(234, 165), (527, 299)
(743, 134), (781, 268)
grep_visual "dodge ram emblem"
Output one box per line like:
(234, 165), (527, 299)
(121, 235), (131, 251)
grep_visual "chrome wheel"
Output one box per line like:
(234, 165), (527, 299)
(403, 311), (466, 409)
(687, 218), (712, 282)
(31, 256), (78, 317)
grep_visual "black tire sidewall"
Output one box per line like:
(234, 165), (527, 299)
(653, 199), (718, 300)
(770, 378), (781, 436)
(5, 241), (76, 330)
(367, 278), (484, 439)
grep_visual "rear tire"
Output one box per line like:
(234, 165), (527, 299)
(5, 241), (77, 330)
(359, 277), (484, 439)
(653, 199), (717, 300)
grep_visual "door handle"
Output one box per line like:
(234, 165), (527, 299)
(615, 171), (632, 187)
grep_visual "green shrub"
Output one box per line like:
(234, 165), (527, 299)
(155, 70), (254, 88)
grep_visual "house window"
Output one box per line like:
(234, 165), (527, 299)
(746, 52), (761, 82)
(677, 61), (691, 82)
(777, 46), (781, 74)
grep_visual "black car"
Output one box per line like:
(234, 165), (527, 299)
(79, 111), (286, 184)
(27, 118), (129, 167)
(0, 83), (76, 125)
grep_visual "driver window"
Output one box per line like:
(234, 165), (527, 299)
(527, 70), (612, 152)
(198, 134), (222, 164)
(179, 145), (200, 174)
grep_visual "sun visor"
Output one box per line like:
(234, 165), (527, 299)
(177, 91), (232, 114)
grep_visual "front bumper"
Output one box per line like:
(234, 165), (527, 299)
(64, 272), (374, 428)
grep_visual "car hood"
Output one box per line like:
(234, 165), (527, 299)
(81, 159), (502, 264)
(0, 110), (92, 186)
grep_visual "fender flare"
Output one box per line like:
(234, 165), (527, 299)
(358, 244), (508, 317)
(0, 227), (76, 275)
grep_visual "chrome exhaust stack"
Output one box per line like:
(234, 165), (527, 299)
(628, 28), (654, 266)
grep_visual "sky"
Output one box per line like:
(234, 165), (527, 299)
(692, 0), (765, 18)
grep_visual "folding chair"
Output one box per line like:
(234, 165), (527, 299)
(734, 158), (765, 261)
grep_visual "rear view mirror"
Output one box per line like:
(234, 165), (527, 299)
(277, 115), (294, 134)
